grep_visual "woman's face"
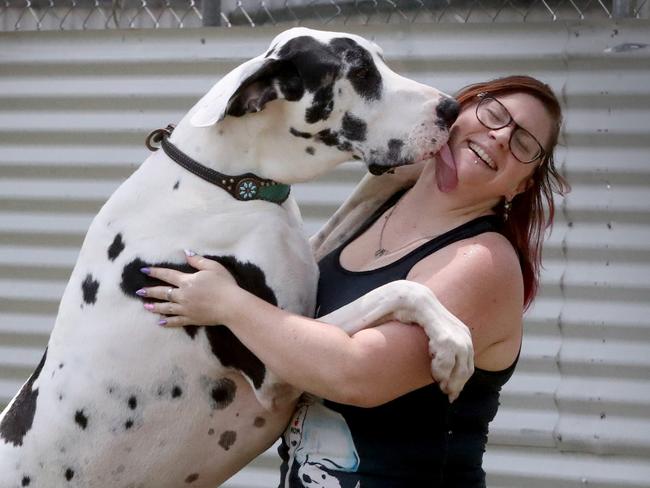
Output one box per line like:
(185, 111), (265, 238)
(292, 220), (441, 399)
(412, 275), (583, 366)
(445, 92), (554, 201)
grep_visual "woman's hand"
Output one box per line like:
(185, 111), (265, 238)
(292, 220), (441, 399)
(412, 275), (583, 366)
(139, 250), (240, 327)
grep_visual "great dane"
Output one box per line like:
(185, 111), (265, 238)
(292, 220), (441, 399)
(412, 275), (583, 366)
(0, 28), (471, 487)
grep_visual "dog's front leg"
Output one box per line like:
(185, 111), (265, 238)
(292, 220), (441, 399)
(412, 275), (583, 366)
(317, 280), (473, 402)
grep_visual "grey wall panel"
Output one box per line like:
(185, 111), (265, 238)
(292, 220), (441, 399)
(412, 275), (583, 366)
(1, 20), (649, 487)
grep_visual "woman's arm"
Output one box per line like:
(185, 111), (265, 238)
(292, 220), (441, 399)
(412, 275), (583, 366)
(142, 254), (433, 407)
(142, 236), (523, 405)
(216, 292), (435, 407)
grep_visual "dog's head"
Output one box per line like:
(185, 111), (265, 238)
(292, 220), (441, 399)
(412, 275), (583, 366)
(189, 28), (459, 181)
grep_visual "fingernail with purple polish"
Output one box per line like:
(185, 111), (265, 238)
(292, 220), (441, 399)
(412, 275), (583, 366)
(144, 303), (154, 311)
(140, 267), (151, 275)
(184, 249), (197, 257)
(135, 288), (147, 297)
(158, 319), (167, 326)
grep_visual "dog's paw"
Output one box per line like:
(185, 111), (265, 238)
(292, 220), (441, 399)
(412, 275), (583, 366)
(427, 324), (474, 402)
(254, 378), (301, 412)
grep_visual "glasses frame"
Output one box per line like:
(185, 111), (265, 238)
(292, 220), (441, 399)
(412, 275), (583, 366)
(475, 93), (547, 164)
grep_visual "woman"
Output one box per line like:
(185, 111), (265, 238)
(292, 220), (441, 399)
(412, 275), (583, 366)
(140, 75), (569, 487)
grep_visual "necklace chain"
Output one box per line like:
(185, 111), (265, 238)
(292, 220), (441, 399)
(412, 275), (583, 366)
(375, 194), (437, 258)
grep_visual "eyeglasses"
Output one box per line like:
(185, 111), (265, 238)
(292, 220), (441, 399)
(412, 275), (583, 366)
(475, 94), (546, 164)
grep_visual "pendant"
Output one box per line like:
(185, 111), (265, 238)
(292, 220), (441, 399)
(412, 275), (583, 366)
(375, 248), (387, 258)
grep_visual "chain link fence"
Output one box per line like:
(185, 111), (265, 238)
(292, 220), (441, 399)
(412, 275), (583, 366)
(0, 0), (647, 31)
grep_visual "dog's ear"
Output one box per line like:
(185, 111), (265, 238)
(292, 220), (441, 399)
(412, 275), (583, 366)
(224, 59), (303, 118)
(190, 57), (303, 127)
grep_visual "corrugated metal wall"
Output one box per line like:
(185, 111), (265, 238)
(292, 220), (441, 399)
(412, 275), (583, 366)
(1, 20), (649, 487)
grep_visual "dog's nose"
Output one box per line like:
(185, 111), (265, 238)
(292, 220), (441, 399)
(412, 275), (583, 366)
(436, 97), (460, 129)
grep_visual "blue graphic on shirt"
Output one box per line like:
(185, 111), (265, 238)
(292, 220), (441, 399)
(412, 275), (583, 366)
(283, 395), (360, 488)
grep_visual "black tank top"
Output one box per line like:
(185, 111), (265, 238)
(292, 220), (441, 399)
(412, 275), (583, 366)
(279, 192), (519, 488)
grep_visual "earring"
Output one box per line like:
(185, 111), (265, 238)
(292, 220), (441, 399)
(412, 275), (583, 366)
(503, 199), (512, 221)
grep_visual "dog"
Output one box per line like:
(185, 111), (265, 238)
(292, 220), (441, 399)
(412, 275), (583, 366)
(0, 27), (470, 487)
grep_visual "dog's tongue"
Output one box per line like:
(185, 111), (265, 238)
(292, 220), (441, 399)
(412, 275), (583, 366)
(435, 144), (458, 193)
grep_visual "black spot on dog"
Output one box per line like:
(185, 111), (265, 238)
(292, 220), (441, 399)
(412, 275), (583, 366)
(341, 112), (367, 142)
(173, 180), (180, 190)
(330, 37), (382, 101)
(185, 473), (200, 483)
(203, 256), (277, 388)
(64, 468), (74, 481)
(276, 36), (347, 124)
(208, 377), (237, 410)
(0, 349), (47, 446)
(125, 419), (134, 430)
(316, 129), (340, 147)
(81, 273), (99, 305)
(22, 476), (30, 486)
(278, 36), (341, 94)
(184, 326), (199, 338)
(277, 67), (305, 102)
(120, 257), (188, 302)
(81, 274), (99, 305)
(74, 410), (88, 430)
(107, 233), (125, 261)
(387, 138), (404, 162)
(172, 386), (183, 398)
(315, 129), (354, 154)
(121, 255), (275, 389)
(367, 139), (412, 175)
(306, 146), (315, 155)
(208, 428), (215, 435)
(59, 362), (64, 369)
(290, 127), (312, 139)
(128, 396), (137, 410)
(436, 96), (460, 130)
(306, 85), (335, 124)
(204, 326), (267, 389)
(219, 430), (237, 451)
(254, 416), (266, 428)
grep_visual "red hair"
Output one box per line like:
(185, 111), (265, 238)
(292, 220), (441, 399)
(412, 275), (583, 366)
(455, 75), (571, 309)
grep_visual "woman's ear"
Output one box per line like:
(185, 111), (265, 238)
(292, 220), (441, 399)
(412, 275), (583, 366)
(507, 175), (535, 201)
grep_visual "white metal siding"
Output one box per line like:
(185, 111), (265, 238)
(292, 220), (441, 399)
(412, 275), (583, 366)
(1, 20), (649, 487)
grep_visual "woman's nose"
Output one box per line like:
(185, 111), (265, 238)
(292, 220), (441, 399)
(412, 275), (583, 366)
(489, 124), (513, 148)
(436, 97), (460, 129)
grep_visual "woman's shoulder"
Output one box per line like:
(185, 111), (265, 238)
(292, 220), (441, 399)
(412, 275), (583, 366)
(412, 226), (522, 284)
(408, 225), (524, 329)
(461, 229), (522, 275)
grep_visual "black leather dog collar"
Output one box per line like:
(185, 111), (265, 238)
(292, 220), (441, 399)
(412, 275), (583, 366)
(146, 125), (291, 205)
